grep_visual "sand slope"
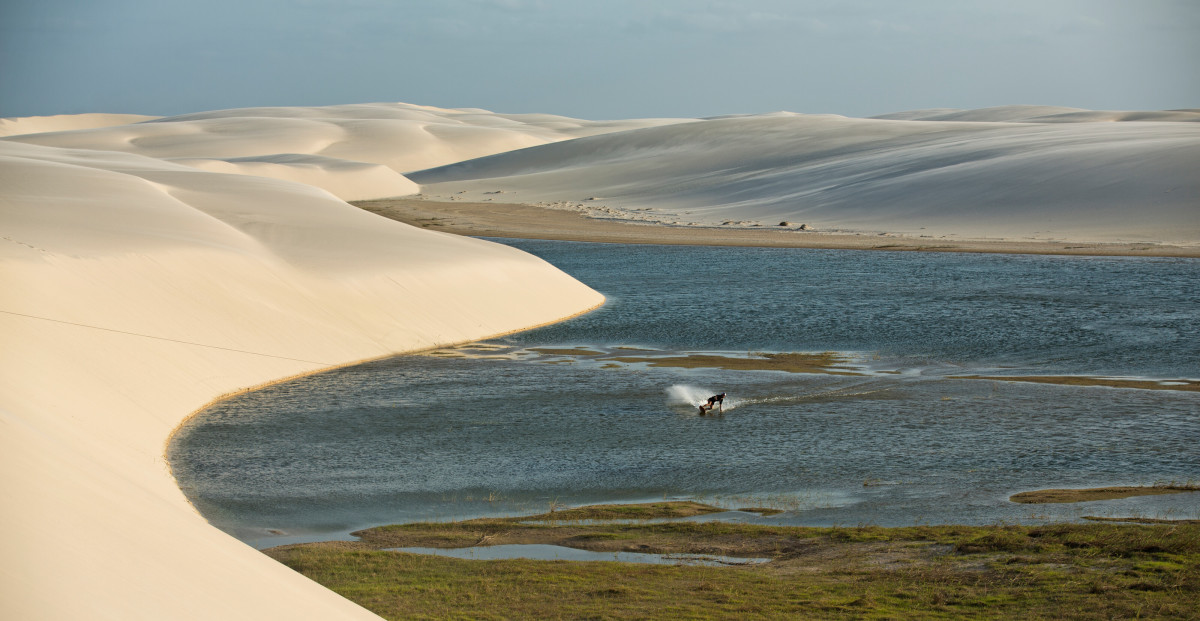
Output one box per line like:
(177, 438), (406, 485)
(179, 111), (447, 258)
(168, 154), (420, 201)
(3, 102), (690, 174)
(0, 112), (160, 137)
(411, 107), (1200, 244)
(872, 105), (1200, 123)
(2, 103), (689, 201)
(0, 138), (603, 619)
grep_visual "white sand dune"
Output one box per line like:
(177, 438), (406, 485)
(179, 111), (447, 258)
(412, 107), (1200, 244)
(0, 112), (160, 137)
(167, 154), (420, 201)
(4, 102), (691, 174)
(2, 103), (688, 202)
(872, 105), (1200, 123)
(0, 137), (603, 619)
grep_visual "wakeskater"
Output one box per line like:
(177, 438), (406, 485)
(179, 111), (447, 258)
(698, 392), (726, 415)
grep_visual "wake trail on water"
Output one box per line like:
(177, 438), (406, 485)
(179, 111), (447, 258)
(666, 379), (896, 413)
(664, 384), (758, 412)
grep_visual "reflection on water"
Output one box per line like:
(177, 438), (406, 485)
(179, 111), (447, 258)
(170, 242), (1200, 548)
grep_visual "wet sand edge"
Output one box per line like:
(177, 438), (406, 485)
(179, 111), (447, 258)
(355, 198), (1200, 258)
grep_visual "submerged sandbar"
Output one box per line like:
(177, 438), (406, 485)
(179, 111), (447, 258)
(957, 375), (1200, 393)
(1011, 486), (1200, 504)
(599, 352), (864, 375)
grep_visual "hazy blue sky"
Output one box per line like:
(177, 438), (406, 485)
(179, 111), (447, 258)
(2, 0), (1197, 119)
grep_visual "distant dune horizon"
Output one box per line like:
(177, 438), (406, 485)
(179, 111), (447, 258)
(7, 101), (1196, 244)
(407, 104), (1200, 245)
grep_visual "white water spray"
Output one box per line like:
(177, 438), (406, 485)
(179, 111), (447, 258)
(665, 384), (745, 412)
(665, 384), (711, 407)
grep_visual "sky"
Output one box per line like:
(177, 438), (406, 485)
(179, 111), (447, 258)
(2, 0), (1197, 120)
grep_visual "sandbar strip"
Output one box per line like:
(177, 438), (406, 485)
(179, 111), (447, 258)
(956, 375), (1200, 393)
(598, 352), (863, 375)
(1011, 486), (1199, 504)
(355, 198), (1200, 257)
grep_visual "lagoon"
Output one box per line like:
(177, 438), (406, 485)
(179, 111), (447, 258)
(170, 242), (1200, 548)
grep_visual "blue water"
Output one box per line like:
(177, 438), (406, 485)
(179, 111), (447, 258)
(506, 243), (1198, 377)
(170, 242), (1200, 548)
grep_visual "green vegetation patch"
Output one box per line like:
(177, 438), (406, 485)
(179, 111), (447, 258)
(537, 500), (724, 522)
(1084, 516), (1200, 525)
(266, 501), (1200, 620)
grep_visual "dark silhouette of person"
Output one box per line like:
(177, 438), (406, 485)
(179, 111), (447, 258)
(699, 392), (726, 415)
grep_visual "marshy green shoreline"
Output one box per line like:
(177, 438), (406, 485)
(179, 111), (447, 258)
(265, 501), (1200, 619)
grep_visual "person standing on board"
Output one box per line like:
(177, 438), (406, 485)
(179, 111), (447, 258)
(699, 393), (726, 415)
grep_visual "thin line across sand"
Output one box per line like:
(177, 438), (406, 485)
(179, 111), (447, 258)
(355, 198), (1200, 257)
